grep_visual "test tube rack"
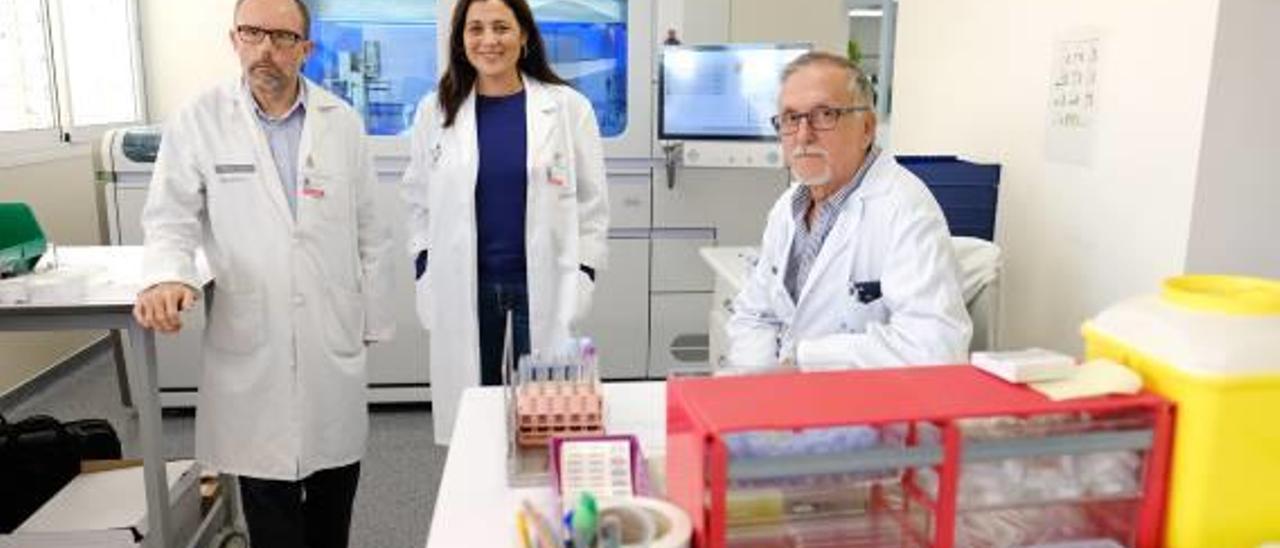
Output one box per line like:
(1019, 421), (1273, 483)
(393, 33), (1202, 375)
(515, 379), (604, 446)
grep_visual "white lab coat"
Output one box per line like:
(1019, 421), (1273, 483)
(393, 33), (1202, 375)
(140, 79), (395, 480)
(726, 153), (971, 370)
(401, 76), (609, 445)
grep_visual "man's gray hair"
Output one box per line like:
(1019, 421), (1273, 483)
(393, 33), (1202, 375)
(781, 51), (875, 107)
(234, 0), (311, 39)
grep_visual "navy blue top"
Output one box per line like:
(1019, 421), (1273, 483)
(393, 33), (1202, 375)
(475, 91), (529, 283)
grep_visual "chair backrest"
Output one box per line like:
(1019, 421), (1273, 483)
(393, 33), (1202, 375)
(897, 156), (1001, 242)
(951, 237), (1002, 351)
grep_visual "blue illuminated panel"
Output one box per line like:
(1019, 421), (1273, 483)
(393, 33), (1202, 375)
(304, 1), (438, 135)
(533, 0), (628, 137)
(303, 0), (627, 137)
(540, 19), (627, 137)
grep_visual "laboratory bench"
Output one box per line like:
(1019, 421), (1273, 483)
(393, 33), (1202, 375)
(425, 381), (665, 548)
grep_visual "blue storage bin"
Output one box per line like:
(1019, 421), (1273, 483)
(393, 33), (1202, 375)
(895, 155), (1001, 241)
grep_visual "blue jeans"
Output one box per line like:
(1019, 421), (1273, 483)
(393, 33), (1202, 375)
(476, 279), (530, 386)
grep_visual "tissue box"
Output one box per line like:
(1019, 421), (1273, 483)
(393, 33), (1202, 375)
(972, 348), (1076, 383)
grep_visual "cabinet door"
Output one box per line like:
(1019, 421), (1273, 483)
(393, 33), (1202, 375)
(651, 229), (715, 292)
(366, 180), (429, 388)
(648, 292), (712, 378)
(708, 306), (730, 372)
(583, 236), (650, 379)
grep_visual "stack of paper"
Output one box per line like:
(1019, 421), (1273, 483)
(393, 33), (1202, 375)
(1030, 359), (1143, 401)
(971, 348), (1077, 383)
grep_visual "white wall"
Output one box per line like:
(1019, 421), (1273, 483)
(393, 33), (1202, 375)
(679, 0), (730, 43)
(730, 0), (846, 53)
(1185, 0), (1280, 278)
(892, 0), (1221, 353)
(675, 0), (847, 51)
(139, 0), (239, 123)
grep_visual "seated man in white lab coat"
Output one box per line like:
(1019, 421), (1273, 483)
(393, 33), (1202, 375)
(727, 51), (971, 371)
(132, 0), (393, 546)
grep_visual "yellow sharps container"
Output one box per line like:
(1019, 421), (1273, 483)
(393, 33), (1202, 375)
(1083, 275), (1280, 547)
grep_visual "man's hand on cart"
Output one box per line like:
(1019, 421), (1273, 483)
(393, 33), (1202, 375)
(134, 282), (198, 332)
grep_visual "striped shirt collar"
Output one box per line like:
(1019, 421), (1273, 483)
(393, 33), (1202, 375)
(791, 145), (882, 227)
(242, 78), (307, 124)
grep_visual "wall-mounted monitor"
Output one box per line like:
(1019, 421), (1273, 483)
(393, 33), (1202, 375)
(659, 43), (810, 141)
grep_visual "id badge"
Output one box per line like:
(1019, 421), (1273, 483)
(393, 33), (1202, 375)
(214, 163), (256, 175)
(546, 152), (568, 187)
(302, 157), (326, 199)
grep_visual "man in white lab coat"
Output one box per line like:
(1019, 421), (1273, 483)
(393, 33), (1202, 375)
(132, 0), (393, 546)
(726, 52), (971, 371)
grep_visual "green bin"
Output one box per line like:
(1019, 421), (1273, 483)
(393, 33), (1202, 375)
(0, 202), (47, 276)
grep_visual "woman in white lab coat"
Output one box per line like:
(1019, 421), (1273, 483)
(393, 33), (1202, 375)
(402, 0), (609, 444)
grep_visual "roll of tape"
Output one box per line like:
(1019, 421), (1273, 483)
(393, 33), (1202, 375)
(595, 496), (691, 548)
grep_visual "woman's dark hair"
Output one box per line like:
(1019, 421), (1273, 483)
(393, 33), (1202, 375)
(437, 0), (569, 127)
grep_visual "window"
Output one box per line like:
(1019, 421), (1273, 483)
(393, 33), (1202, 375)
(0, 0), (56, 133)
(0, 0), (143, 152)
(57, 0), (142, 127)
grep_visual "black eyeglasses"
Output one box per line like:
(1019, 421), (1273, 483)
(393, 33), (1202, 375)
(235, 25), (305, 48)
(770, 105), (870, 135)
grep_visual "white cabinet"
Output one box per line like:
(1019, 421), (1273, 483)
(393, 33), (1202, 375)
(648, 292), (712, 378)
(582, 236), (650, 379)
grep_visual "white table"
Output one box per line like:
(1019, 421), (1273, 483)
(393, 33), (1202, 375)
(426, 382), (666, 548)
(698, 246), (758, 295)
(0, 246), (210, 548)
(700, 246), (759, 370)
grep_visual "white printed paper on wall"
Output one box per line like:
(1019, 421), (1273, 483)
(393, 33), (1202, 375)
(1046, 31), (1102, 166)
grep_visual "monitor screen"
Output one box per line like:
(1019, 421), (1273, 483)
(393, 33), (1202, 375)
(659, 43), (810, 141)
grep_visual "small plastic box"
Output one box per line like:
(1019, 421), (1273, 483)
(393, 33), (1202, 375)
(972, 348), (1077, 383)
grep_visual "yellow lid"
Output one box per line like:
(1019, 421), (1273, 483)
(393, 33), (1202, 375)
(1162, 275), (1280, 315)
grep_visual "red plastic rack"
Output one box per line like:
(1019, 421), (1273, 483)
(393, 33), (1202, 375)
(666, 365), (1174, 547)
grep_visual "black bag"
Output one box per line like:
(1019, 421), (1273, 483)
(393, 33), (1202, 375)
(0, 414), (122, 533)
(65, 419), (124, 460)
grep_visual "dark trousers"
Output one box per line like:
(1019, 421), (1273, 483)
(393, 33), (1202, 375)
(477, 278), (530, 386)
(238, 461), (361, 548)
